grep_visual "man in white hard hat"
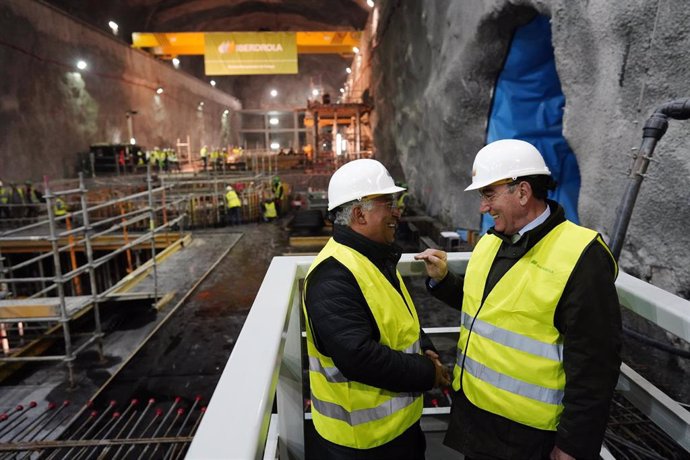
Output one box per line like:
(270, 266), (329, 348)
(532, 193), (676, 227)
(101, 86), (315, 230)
(0, 179), (8, 219)
(224, 185), (241, 225)
(416, 139), (621, 460)
(303, 158), (449, 459)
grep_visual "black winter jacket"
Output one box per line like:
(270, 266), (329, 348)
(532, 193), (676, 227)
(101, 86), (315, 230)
(304, 224), (437, 393)
(304, 225), (436, 459)
(430, 202), (621, 460)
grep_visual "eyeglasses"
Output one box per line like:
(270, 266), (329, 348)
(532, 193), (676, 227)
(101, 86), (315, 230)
(362, 197), (399, 211)
(477, 183), (517, 203)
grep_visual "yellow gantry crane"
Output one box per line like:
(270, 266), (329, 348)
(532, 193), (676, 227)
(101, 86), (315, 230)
(132, 31), (362, 58)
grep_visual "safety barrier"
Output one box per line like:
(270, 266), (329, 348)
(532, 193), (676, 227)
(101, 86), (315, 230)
(188, 253), (690, 459)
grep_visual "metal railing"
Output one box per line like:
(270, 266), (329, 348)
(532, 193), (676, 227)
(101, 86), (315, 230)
(188, 253), (690, 459)
(0, 167), (186, 386)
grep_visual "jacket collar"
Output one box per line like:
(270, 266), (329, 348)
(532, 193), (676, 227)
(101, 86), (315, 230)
(487, 200), (566, 253)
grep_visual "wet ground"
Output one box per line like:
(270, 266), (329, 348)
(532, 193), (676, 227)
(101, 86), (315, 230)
(89, 222), (290, 408)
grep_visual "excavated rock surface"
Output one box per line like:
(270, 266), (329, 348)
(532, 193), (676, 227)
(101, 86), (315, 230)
(370, 0), (690, 297)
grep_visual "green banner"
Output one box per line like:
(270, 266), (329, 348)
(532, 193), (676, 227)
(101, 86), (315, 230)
(204, 32), (298, 75)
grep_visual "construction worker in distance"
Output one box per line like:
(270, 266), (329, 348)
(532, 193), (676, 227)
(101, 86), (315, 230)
(53, 196), (68, 222)
(136, 149), (145, 169)
(260, 193), (277, 223)
(271, 176), (284, 216)
(168, 149), (180, 172)
(396, 182), (410, 216)
(225, 185), (242, 226)
(23, 180), (43, 218)
(303, 143), (313, 163)
(303, 159), (449, 459)
(210, 147), (219, 172)
(7, 182), (25, 219)
(415, 139), (621, 460)
(394, 182), (412, 241)
(200, 145), (209, 171)
(0, 179), (8, 219)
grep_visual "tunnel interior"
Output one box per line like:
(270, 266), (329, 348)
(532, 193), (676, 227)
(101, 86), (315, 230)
(1, 1), (690, 458)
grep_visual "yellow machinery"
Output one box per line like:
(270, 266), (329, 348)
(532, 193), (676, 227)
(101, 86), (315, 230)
(132, 31), (362, 58)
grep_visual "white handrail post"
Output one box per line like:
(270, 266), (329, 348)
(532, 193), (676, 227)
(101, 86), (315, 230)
(277, 276), (305, 459)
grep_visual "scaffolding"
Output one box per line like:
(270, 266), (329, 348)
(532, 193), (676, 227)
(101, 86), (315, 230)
(160, 172), (292, 226)
(0, 167), (187, 386)
(305, 101), (373, 163)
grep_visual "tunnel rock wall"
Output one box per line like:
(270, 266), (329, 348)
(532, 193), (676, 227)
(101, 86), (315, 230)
(370, 0), (690, 297)
(0, 0), (241, 182)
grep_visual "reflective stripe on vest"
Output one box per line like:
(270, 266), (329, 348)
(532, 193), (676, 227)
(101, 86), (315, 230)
(308, 339), (421, 384)
(461, 312), (563, 361)
(454, 221), (613, 431)
(308, 356), (348, 383)
(303, 238), (423, 449)
(457, 350), (564, 405)
(311, 391), (420, 426)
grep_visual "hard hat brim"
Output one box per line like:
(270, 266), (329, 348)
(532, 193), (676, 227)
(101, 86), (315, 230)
(464, 171), (550, 191)
(327, 185), (406, 211)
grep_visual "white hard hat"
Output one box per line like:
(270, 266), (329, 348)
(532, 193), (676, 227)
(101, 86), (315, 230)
(226, 185), (233, 191)
(464, 139), (551, 191)
(328, 159), (405, 210)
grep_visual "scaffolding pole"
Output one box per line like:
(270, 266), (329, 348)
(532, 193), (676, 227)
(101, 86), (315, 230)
(43, 177), (76, 387)
(147, 165), (159, 306)
(78, 173), (104, 362)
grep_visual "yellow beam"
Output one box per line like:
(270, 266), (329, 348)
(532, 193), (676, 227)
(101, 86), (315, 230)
(131, 31), (362, 58)
(296, 31), (360, 54)
(289, 235), (331, 248)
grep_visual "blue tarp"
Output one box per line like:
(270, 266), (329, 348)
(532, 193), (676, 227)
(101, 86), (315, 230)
(481, 15), (580, 233)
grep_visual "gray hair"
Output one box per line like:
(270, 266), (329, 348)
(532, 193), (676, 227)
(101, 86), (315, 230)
(333, 199), (375, 225)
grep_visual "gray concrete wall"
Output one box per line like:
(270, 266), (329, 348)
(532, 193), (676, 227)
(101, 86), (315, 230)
(0, 0), (241, 182)
(369, 0), (690, 297)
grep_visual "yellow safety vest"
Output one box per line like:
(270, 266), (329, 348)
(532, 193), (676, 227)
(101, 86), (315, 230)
(54, 198), (67, 217)
(262, 201), (277, 219)
(453, 221), (616, 431)
(272, 182), (283, 198)
(26, 189), (39, 203)
(225, 190), (241, 208)
(303, 239), (423, 449)
(0, 187), (7, 204)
